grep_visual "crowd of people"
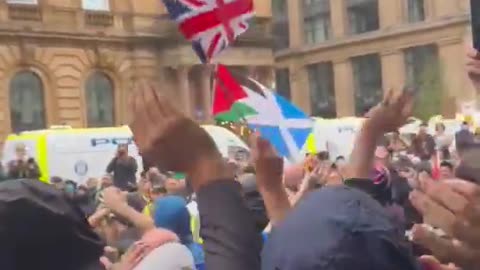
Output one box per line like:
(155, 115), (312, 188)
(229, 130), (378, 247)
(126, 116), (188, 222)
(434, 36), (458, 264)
(3, 50), (480, 270)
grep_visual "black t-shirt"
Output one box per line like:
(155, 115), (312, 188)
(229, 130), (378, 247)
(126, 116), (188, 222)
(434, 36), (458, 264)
(106, 157), (137, 190)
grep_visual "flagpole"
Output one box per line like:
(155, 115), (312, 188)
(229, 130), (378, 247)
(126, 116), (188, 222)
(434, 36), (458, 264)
(209, 63), (216, 121)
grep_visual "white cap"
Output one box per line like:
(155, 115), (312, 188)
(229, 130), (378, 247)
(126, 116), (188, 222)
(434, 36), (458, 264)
(133, 242), (195, 270)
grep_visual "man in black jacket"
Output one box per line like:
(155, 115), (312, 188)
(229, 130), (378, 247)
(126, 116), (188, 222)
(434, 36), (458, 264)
(106, 144), (138, 191)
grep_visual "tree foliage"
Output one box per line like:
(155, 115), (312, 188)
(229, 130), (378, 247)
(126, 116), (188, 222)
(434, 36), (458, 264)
(412, 61), (443, 122)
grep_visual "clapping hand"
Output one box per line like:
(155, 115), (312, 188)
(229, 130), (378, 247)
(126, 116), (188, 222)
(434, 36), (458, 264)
(409, 173), (480, 269)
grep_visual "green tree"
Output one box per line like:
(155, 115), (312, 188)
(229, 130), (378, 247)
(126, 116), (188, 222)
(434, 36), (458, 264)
(412, 62), (443, 122)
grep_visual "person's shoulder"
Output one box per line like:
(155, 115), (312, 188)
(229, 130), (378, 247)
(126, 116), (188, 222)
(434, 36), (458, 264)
(133, 242), (195, 270)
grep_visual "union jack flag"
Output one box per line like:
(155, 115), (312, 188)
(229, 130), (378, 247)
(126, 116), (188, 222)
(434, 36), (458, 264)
(162, 0), (254, 63)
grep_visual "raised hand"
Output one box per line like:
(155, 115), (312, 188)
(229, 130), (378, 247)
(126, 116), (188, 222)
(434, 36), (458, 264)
(349, 89), (413, 179)
(128, 81), (228, 191)
(249, 133), (283, 191)
(129, 81), (220, 173)
(365, 89), (414, 133)
(102, 186), (128, 213)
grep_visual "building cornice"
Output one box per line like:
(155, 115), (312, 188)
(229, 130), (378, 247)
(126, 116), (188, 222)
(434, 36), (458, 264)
(275, 14), (469, 60)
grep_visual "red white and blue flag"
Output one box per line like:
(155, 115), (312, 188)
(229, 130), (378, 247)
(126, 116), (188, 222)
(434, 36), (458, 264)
(162, 0), (254, 63)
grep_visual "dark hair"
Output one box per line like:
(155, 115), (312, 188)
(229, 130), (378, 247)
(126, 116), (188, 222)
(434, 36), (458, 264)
(50, 176), (63, 184)
(435, 123), (446, 131)
(117, 144), (127, 149)
(151, 185), (167, 194)
(242, 165), (256, 174)
(77, 185), (88, 192)
(317, 151), (330, 161)
(149, 173), (167, 186)
(440, 161), (454, 171)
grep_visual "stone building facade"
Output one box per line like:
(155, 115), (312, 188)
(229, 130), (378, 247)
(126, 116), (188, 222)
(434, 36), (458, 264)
(0, 0), (274, 141)
(273, 0), (476, 118)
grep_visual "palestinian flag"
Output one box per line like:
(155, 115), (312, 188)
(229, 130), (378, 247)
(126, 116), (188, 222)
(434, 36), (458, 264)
(212, 65), (263, 122)
(211, 64), (313, 160)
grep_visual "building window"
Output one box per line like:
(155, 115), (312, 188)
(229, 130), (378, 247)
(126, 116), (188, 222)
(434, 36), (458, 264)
(405, 45), (438, 87)
(85, 72), (114, 127)
(303, 0), (331, 44)
(308, 62), (336, 118)
(6, 0), (38, 4)
(407, 0), (425, 22)
(352, 54), (383, 116)
(82, 0), (110, 11)
(275, 69), (291, 100)
(347, 0), (379, 34)
(10, 71), (46, 133)
(272, 0), (289, 51)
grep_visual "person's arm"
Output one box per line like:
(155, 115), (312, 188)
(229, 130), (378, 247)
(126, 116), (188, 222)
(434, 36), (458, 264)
(252, 136), (290, 227)
(127, 82), (262, 270)
(102, 187), (154, 234)
(257, 184), (290, 227)
(29, 160), (41, 179)
(349, 120), (382, 179)
(131, 157), (138, 173)
(349, 90), (413, 179)
(88, 207), (111, 228)
(192, 157), (262, 270)
(197, 180), (262, 270)
(288, 174), (310, 206)
(106, 158), (116, 173)
(113, 203), (154, 233)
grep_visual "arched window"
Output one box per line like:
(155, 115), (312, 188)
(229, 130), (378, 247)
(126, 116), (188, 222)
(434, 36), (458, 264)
(10, 71), (46, 133)
(85, 71), (115, 127)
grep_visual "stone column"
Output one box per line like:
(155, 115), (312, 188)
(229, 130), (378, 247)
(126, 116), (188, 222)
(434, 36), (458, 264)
(431, 0), (460, 18)
(379, 0), (403, 29)
(289, 63), (311, 114)
(330, 0), (347, 38)
(380, 50), (406, 93)
(246, 65), (257, 80)
(0, 1), (8, 23)
(333, 59), (355, 117)
(258, 66), (274, 88)
(438, 38), (464, 116)
(423, 0), (435, 19)
(177, 66), (192, 117)
(201, 65), (213, 122)
(287, 0), (304, 48)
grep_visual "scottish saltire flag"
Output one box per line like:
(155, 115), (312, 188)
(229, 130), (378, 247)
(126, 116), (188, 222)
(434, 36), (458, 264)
(162, 0), (254, 63)
(213, 65), (313, 161)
